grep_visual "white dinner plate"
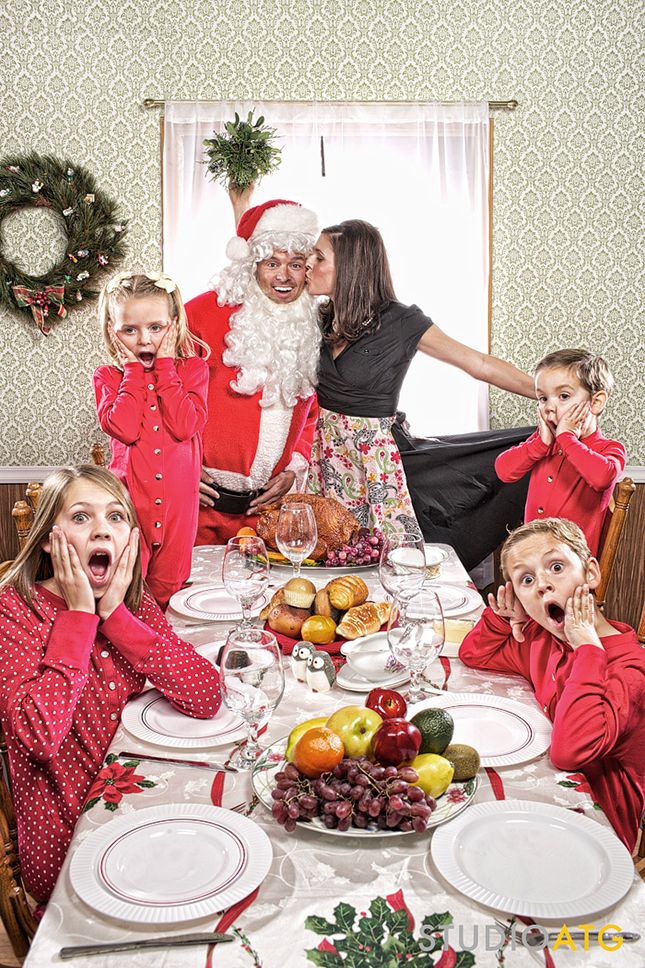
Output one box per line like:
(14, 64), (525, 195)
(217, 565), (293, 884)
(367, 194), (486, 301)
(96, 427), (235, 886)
(432, 583), (483, 617)
(169, 584), (270, 621)
(252, 738), (478, 838)
(70, 803), (272, 923)
(409, 693), (551, 767)
(335, 662), (410, 692)
(122, 689), (246, 749)
(431, 800), (633, 918)
(270, 561), (377, 577)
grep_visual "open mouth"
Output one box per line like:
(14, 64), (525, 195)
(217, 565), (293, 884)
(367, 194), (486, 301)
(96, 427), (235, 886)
(546, 602), (565, 626)
(272, 285), (294, 297)
(138, 351), (155, 368)
(88, 552), (110, 581)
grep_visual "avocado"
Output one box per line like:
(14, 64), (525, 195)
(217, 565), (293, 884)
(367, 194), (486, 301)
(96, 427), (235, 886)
(410, 708), (454, 755)
(442, 743), (481, 781)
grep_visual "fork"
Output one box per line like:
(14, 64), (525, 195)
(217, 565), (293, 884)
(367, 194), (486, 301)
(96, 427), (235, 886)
(230, 794), (260, 816)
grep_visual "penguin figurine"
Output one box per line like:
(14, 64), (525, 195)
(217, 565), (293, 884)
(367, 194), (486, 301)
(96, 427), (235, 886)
(290, 641), (316, 682)
(305, 649), (337, 693)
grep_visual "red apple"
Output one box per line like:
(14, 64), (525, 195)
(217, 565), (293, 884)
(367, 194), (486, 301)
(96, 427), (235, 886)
(366, 688), (407, 720)
(371, 718), (422, 767)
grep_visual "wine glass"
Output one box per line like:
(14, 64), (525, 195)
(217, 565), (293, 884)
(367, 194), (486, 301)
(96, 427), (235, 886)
(379, 534), (426, 602)
(219, 627), (285, 770)
(222, 535), (270, 629)
(275, 503), (318, 577)
(386, 588), (445, 703)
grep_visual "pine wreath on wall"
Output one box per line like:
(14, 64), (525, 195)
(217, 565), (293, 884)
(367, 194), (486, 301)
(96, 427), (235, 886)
(0, 153), (127, 334)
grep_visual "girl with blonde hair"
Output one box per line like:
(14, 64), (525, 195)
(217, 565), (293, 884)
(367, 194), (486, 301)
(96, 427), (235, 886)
(95, 272), (209, 607)
(0, 465), (220, 902)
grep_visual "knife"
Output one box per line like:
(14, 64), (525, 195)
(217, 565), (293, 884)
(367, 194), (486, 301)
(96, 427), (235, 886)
(118, 750), (238, 773)
(60, 931), (233, 959)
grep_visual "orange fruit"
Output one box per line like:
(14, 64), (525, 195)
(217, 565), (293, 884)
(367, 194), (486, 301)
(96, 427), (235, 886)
(236, 526), (257, 537)
(292, 726), (344, 778)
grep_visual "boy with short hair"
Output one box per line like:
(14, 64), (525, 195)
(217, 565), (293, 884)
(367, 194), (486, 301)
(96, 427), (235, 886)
(495, 349), (626, 554)
(459, 517), (645, 851)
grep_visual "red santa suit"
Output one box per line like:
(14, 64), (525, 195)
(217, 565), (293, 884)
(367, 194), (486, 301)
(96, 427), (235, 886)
(186, 290), (318, 544)
(94, 356), (208, 606)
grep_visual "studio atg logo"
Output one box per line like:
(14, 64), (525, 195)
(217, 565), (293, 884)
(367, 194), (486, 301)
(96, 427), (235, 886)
(419, 921), (635, 953)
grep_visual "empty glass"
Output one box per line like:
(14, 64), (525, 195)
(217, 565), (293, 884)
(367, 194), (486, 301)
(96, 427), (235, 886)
(379, 534), (426, 602)
(275, 502), (318, 577)
(222, 535), (270, 629)
(219, 627), (285, 769)
(386, 587), (445, 703)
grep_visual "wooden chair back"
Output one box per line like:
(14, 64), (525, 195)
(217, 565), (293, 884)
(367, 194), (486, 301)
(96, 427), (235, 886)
(91, 443), (106, 467)
(595, 477), (635, 611)
(0, 729), (36, 959)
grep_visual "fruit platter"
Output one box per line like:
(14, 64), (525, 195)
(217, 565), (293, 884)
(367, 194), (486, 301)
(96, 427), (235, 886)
(252, 695), (480, 836)
(261, 574), (390, 654)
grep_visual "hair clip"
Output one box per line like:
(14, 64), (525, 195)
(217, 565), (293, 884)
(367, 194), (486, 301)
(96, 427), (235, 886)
(145, 271), (177, 294)
(105, 271), (134, 293)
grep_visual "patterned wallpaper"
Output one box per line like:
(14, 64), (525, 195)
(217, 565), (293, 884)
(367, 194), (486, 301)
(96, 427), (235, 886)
(0, 0), (642, 465)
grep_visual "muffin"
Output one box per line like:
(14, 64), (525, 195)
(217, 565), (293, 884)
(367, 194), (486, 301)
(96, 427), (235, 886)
(282, 577), (317, 608)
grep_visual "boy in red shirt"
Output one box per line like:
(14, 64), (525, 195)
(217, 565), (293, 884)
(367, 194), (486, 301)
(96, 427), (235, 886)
(459, 517), (644, 851)
(495, 349), (625, 554)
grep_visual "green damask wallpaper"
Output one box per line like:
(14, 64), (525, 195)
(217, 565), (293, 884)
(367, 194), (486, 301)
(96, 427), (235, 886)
(0, 0), (642, 465)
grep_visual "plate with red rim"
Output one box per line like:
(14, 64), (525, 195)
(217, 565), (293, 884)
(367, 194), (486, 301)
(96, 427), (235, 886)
(252, 737), (479, 838)
(121, 689), (247, 749)
(70, 803), (272, 923)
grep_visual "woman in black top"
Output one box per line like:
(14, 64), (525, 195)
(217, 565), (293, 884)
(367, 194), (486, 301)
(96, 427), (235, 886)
(305, 220), (535, 547)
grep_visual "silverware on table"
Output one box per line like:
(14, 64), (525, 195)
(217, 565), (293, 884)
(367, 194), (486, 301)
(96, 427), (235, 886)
(118, 750), (238, 773)
(59, 931), (233, 959)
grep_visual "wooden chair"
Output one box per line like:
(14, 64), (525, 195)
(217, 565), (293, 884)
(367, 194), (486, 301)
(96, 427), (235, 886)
(0, 730), (36, 961)
(595, 477), (635, 611)
(90, 443), (106, 467)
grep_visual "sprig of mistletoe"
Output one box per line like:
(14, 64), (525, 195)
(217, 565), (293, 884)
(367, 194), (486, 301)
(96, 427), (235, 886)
(203, 111), (282, 191)
(305, 897), (476, 967)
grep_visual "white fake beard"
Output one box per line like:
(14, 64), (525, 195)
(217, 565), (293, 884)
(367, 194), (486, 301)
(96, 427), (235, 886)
(222, 277), (321, 408)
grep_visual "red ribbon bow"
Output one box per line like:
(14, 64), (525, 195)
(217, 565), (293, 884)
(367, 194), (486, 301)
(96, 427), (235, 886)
(12, 284), (67, 334)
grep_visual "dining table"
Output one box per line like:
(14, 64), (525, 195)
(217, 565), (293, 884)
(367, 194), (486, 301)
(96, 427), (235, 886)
(23, 544), (644, 967)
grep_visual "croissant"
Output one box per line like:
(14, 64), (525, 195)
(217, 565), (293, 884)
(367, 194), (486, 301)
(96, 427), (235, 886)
(327, 575), (369, 611)
(336, 601), (391, 640)
(259, 587), (286, 621)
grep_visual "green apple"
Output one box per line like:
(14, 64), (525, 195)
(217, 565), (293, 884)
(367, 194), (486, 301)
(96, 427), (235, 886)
(325, 705), (383, 758)
(285, 717), (328, 762)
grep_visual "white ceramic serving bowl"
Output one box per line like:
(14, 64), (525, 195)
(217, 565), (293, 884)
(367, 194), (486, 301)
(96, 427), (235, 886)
(340, 632), (401, 683)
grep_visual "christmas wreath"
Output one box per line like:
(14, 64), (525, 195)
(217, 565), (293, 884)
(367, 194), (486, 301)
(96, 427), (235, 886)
(0, 153), (127, 334)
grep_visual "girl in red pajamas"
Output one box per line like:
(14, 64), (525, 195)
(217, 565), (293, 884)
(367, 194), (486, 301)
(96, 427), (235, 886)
(0, 465), (221, 901)
(94, 272), (210, 608)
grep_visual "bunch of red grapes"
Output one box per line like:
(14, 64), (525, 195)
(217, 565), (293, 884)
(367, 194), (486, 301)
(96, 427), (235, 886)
(324, 528), (384, 567)
(270, 757), (436, 833)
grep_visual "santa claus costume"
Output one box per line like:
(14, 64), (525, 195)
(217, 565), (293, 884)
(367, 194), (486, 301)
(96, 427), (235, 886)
(186, 200), (320, 545)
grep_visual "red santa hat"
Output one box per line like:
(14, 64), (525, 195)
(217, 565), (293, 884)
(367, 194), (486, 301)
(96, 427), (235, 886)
(225, 199), (318, 261)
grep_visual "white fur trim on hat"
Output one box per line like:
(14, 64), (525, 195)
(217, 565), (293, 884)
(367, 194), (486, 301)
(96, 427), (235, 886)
(253, 204), (318, 243)
(226, 235), (252, 261)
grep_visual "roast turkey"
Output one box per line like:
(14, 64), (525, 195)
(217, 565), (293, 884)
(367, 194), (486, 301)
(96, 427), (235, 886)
(256, 493), (360, 561)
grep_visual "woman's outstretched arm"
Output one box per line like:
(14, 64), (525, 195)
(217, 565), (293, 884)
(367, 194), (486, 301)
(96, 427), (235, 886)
(417, 324), (534, 397)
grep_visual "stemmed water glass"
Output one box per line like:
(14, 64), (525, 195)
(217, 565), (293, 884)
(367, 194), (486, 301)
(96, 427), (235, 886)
(386, 587), (445, 703)
(222, 535), (270, 629)
(379, 534), (426, 602)
(219, 627), (285, 770)
(275, 503), (318, 578)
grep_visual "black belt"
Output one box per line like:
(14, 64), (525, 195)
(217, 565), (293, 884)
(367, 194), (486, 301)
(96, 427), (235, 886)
(209, 483), (263, 515)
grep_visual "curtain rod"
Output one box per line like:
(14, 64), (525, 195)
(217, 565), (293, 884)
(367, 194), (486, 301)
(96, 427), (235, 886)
(143, 98), (518, 111)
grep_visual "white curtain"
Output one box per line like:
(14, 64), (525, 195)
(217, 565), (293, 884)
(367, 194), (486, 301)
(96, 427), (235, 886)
(163, 100), (490, 436)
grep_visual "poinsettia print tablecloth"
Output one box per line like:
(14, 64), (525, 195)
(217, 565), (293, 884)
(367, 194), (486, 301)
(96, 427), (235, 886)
(23, 546), (645, 968)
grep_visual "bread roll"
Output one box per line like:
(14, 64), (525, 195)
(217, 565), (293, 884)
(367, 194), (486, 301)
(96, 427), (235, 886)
(267, 604), (310, 637)
(259, 587), (285, 621)
(327, 575), (369, 610)
(337, 601), (389, 639)
(313, 588), (341, 622)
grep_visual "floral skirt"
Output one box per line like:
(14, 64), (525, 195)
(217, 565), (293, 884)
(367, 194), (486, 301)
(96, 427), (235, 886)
(306, 408), (422, 538)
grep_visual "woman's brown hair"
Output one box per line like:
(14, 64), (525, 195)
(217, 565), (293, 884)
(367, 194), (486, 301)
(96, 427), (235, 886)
(0, 466), (143, 614)
(318, 220), (397, 344)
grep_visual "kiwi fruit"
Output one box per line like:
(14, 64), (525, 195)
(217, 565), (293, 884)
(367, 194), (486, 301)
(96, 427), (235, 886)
(442, 743), (481, 781)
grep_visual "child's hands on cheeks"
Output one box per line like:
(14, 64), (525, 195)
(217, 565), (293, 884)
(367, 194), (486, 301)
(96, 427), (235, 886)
(49, 526), (95, 614)
(487, 581), (529, 642)
(156, 320), (177, 360)
(109, 327), (138, 366)
(555, 400), (591, 439)
(537, 408), (554, 445)
(564, 584), (603, 651)
(96, 528), (139, 622)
